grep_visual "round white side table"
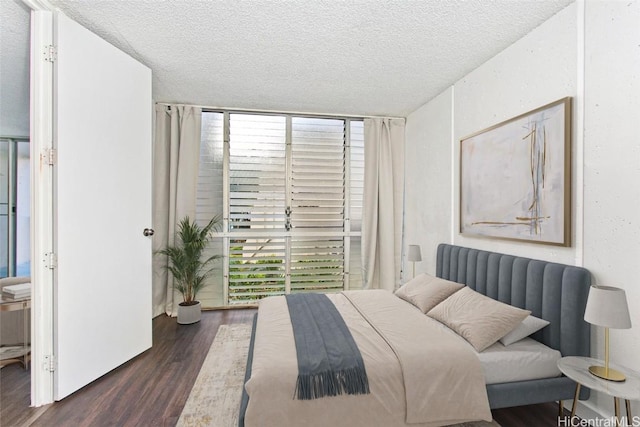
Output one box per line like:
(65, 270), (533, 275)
(558, 356), (640, 426)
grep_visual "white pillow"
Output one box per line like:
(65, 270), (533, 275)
(499, 315), (549, 346)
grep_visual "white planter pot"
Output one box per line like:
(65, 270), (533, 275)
(177, 301), (201, 325)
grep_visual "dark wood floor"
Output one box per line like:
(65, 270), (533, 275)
(1, 309), (567, 427)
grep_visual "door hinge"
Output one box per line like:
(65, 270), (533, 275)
(44, 45), (57, 63)
(44, 148), (56, 165)
(45, 252), (57, 269)
(44, 355), (56, 372)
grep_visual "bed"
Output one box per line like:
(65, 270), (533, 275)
(239, 243), (591, 426)
(435, 244), (591, 409)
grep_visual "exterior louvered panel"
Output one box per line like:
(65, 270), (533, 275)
(291, 118), (345, 230)
(197, 112), (224, 224)
(290, 237), (344, 293)
(196, 112), (225, 306)
(229, 114), (286, 230)
(348, 120), (364, 289)
(349, 121), (364, 233)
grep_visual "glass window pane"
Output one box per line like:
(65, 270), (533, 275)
(0, 140), (9, 277)
(197, 112), (224, 308)
(291, 117), (345, 231)
(16, 141), (30, 276)
(350, 121), (364, 233)
(229, 114), (286, 231)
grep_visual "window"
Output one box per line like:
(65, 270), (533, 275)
(197, 112), (363, 306)
(0, 138), (30, 278)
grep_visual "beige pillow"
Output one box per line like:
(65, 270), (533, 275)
(427, 287), (530, 352)
(394, 273), (464, 313)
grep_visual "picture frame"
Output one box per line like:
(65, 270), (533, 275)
(459, 97), (571, 246)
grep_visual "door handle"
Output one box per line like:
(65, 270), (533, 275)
(143, 228), (155, 237)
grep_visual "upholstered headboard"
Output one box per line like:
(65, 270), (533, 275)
(436, 244), (590, 359)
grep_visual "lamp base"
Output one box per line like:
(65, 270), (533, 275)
(588, 365), (626, 382)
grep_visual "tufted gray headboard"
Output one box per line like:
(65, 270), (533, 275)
(436, 243), (591, 408)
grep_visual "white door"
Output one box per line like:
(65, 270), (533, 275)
(53, 12), (152, 400)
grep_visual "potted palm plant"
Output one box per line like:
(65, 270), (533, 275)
(158, 215), (222, 324)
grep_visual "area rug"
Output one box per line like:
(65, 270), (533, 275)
(177, 323), (500, 427)
(177, 324), (252, 427)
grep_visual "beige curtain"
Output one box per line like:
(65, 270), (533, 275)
(152, 105), (202, 316)
(362, 118), (405, 291)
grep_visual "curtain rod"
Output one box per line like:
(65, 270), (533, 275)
(156, 102), (405, 121)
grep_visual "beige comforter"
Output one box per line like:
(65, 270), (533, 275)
(244, 290), (491, 427)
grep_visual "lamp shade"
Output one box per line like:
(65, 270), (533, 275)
(407, 245), (422, 262)
(584, 285), (632, 329)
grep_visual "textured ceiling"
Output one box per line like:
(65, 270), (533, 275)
(2, 0), (574, 136)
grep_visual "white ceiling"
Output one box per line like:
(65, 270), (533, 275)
(2, 0), (574, 136)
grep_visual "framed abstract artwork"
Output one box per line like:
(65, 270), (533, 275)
(459, 97), (571, 246)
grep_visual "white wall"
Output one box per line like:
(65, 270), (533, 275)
(405, 0), (640, 419)
(583, 0), (640, 417)
(404, 88), (453, 279)
(453, 4), (580, 265)
(407, 3), (580, 267)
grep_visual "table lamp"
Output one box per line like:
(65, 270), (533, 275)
(407, 245), (422, 278)
(583, 285), (632, 382)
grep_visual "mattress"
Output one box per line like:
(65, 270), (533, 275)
(477, 337), (562, 384)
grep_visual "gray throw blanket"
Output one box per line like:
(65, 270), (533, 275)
(285, 293), (370, 400)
